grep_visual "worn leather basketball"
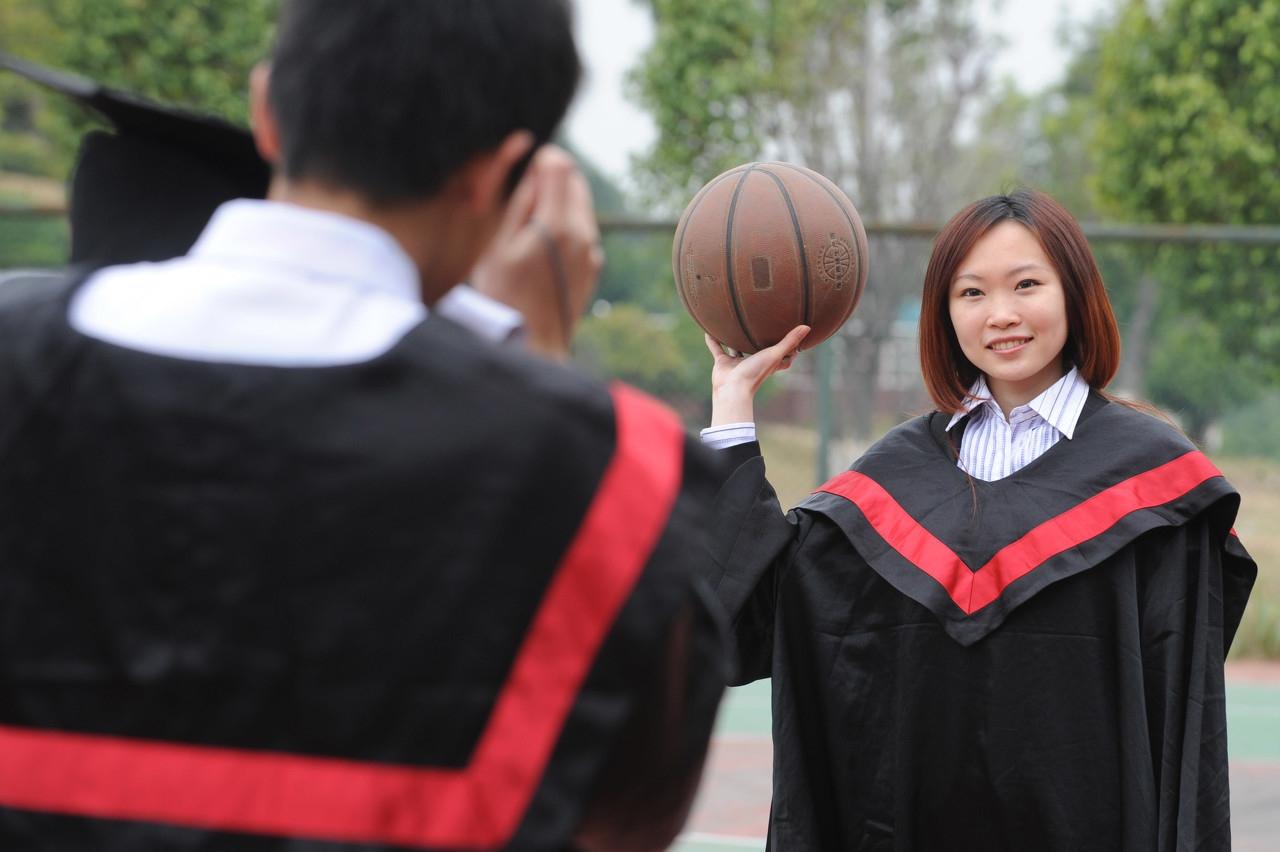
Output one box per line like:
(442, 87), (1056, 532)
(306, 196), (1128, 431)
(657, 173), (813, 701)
(672, 162), (869, 354)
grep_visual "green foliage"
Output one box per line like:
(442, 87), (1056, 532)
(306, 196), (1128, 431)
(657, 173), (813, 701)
(1027, 15), (1111, 218)
(1144, 314), (1259, 443)
(0, 0), (68, 176)
(630, 0), (999, 218)
(629, 0), (782, 208)
(596, 230), (680, 312)
(40, 0), (278, 120)
(574, 305), (709, 412)
(1092, 0), (1280, 382)
(0, 0), (277, 178)
(1222, 392), (1280, 460)
(0, 214), (69, 268)
(0, 134), (60, 175)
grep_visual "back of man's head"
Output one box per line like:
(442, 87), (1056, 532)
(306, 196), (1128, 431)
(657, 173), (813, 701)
(268, 0), (580, 205)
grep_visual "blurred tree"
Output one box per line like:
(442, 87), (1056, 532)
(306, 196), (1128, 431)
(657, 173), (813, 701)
(1032, 25), (1163, 399)
(631, 0), (1001, 218)
(0, 0), (277, 178)
(559, 139), (682, 312)
(575, 304), (765, 424)
(1220, 391), (1280, 460)
(1024, 14), (1110, 220)
(630, 0), (1012, 437)
(1144, 314), (1260, 445)
(574, 305), (707, 412)
(565, 141), (628, 217)
(595, 231), (680, 311)
(0, 216), (68, 268)
(1092, 0), (1280, 390)
(0, 1), (67, 175)
(40, 0), (277, 120)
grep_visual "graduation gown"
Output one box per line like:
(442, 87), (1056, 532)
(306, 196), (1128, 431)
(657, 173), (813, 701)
(0, 272), (728, 851)
(708, 394), (1256, 851)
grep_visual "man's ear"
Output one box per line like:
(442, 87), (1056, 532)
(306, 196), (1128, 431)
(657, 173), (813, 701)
(455, 130), (536, 216)
(249, 63), (282, 165)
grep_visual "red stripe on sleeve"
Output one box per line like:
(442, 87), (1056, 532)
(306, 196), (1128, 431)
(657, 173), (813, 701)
(818, 450), (1222, 615)
(0, 383), (685, 849)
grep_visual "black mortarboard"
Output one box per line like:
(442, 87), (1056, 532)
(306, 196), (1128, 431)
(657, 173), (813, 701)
(0, 51), (270, 265)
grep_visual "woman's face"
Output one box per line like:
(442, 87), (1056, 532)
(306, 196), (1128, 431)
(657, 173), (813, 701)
(948, 221), (1069, 410)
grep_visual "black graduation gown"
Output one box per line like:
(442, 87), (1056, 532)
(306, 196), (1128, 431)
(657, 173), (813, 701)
(0, 273), (728, 851)
(708, 394), (1257, 852)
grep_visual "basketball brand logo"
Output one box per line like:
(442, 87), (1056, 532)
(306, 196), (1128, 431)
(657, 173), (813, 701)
(819, 234), (853, 289)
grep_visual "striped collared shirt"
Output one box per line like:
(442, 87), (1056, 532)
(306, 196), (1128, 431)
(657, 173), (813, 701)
(946, 367), (1092, 482)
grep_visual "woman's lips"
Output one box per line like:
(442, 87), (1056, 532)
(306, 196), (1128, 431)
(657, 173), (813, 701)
(987, 337), (1031, 353)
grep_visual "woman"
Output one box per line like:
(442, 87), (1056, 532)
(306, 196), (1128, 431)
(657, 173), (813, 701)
(702, 190), (1256, 851)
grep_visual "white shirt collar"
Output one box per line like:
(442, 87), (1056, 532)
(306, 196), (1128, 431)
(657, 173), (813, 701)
(191, 199), (524, 343)
(946, 366), (1091, 439)
(71, 199), (527, 365)
(190, 199), (422, 305)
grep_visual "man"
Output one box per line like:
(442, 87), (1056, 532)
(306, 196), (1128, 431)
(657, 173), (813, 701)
(0, 2), (726, 849)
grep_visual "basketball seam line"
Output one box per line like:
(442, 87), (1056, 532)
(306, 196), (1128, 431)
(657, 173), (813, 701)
(769, 162), (865, 326)
(674, 168), (746, 325)
(723, 165), (762, 353)
(758, 167), (811, 328)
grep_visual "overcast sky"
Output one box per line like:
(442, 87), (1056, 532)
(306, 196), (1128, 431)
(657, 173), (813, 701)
(563, 0), (1111, 187)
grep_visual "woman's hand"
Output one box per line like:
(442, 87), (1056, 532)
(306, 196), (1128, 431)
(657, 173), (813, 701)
(705, 325), (810, 426)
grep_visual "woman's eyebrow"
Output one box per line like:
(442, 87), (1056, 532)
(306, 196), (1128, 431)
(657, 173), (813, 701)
(954, 262), (1052, 284)
(1005, 262), (1052, 277)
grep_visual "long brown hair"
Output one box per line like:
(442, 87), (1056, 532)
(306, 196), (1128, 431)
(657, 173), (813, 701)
(919, 190), (1121, 413)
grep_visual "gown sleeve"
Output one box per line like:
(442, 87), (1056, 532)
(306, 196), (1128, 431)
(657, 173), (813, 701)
(572, 584), (727, 851)
(572, 433), (732, 851)
(1136, 514), (1257, 852)
(703, 440), (818, 685)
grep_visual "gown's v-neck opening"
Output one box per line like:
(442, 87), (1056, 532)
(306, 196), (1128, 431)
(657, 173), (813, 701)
(926, 391), (1110, 489)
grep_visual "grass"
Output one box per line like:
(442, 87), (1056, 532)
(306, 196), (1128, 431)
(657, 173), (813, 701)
(1218, 458), (1280, 659)
(0, 213), (69, 268)
(0, 174), (70, 269)
(757, 423), (823, 509)
(756, 425), (1280, 659)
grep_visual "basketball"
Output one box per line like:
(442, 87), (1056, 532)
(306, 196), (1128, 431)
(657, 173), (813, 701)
(672, 162), (869, 354)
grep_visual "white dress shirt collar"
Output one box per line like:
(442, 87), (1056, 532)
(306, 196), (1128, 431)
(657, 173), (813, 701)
(193, 200), (523, 341)
(70, 199), (523, 366)
(946, 366), (1091, 439)
(190, 199), (422, 304)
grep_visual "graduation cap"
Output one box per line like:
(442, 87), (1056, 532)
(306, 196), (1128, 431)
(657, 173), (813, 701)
(0, 51), (270, 265)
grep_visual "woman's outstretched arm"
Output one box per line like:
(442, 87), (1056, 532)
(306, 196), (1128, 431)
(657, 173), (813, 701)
(701, 326), (816, 684)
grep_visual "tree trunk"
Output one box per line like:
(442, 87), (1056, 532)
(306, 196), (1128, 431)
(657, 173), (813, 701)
(1115, 273), (1159, 396)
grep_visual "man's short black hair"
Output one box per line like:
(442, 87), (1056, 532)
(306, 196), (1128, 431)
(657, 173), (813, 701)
(269, 0), (580, 205)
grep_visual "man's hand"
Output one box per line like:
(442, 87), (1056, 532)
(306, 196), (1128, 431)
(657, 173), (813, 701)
(469, 146), (603, 361)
